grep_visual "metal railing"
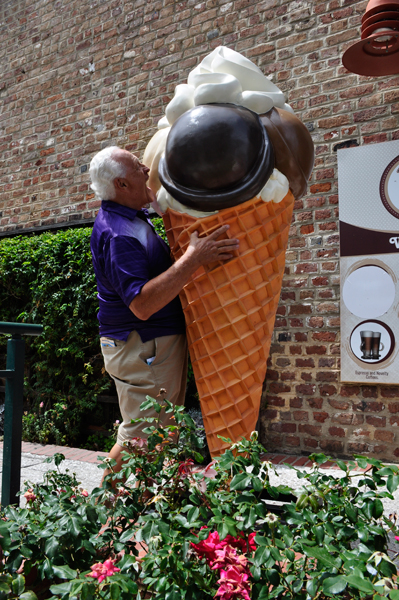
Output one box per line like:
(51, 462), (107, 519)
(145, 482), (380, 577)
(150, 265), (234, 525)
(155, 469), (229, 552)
(0, 322), (43, 507)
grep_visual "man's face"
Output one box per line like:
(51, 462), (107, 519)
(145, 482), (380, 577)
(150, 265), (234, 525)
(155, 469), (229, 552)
(113, 150), (155, 209)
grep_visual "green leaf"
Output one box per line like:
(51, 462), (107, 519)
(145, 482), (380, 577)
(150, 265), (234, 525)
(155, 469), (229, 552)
(19, 593), (39, 600)
(119, 528), (135, 543)
(52, 565), (77, 580)
(110, 583), (120, 599)
(12, 574), (25, 596)
(390, 590), (399, 600)
(45, 537), (59, 558)
(68, 515), (81, 537)
(142, 521), (158, 543)
(314, 525), (324, 545)
(20, 545), (33, 559)
(336, 460), (347, 472)
(165, 584), (182, 600)
(187, 507), (200, 524)
(345, 575), (375, 594)
(252, 476), (264, 492)
(345, 505), (357, 523)
(387, 474), (399, 493)
(49, 582), (73, 595)
(372, 499), (384, 519)
(302, 546), (341, 569)
(230, 473), (252, 490)
(253, 546), (270, 567)
(0, 529), (11, 551)
(306, 578), (319, 598)
(243, 507), (257, 529)
(258, 586), (271, 600)
(322, 576), (347, 596)
(140, 399), (156, 411)
(85, 505), (98, 523)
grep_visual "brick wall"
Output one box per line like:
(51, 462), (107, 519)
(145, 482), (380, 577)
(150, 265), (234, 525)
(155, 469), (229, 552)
(1, 0), (399, 461)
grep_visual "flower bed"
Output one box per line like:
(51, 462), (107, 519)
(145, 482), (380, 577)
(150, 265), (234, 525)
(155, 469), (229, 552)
(0, 394), (398, 600)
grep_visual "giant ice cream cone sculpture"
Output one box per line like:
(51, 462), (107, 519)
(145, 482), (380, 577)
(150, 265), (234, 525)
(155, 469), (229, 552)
(163, 192), (294, 456)
(144, 46), (314, 456)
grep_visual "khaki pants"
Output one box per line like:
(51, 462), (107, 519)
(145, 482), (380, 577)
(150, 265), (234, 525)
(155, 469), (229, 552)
(100, 331), (188, 446)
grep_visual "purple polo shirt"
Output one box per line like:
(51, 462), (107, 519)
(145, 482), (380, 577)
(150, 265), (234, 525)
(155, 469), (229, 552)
(90, 200), (185, 342)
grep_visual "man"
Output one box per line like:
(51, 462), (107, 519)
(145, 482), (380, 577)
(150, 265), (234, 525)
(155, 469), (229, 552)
(89, 146), (239, 479)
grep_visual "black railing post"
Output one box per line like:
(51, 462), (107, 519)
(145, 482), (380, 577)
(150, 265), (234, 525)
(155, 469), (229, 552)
(0, 322), (43, 507)
(2, 335), (25, 507)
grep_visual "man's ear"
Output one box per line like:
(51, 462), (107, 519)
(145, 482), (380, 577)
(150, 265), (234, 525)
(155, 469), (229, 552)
(114, 178), (127, 189)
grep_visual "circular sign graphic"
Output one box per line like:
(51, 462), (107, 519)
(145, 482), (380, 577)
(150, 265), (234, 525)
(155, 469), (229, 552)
(342, 265), (395, 318)
(380, 154), (399, 218)
(350, 320), (395, 364)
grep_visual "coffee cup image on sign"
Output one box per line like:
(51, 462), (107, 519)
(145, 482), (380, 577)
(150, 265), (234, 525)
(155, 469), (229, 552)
(342, 265), (395, 319)
(359, 331), (384, 360)
(350, 321), (394, 364)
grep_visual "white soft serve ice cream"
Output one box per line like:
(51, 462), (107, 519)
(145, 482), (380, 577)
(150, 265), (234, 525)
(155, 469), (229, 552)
(143, 46), (291, 217)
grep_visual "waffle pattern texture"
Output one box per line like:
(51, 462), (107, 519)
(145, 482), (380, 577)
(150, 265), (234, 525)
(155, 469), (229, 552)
(163, 191), (295, 457)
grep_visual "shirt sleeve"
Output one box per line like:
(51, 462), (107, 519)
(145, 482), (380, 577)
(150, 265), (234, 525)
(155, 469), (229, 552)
(103, 235), (150, 307)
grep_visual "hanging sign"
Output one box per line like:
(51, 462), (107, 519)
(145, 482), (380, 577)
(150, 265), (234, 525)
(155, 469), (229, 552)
(338, 139), (399, 383)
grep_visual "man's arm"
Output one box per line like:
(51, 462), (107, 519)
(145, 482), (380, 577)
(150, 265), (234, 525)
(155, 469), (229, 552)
(129, 225), (239, 321)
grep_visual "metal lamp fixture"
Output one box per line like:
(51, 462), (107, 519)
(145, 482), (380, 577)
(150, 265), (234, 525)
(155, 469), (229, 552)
(342, 0), (399, 76)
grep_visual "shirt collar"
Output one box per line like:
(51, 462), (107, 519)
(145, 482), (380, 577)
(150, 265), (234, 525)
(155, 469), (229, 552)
(101, 200), (151, 221)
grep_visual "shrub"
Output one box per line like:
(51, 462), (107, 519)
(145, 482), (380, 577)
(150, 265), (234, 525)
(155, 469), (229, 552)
(0, 228), (110, 445)
(0, 398), (398, 600)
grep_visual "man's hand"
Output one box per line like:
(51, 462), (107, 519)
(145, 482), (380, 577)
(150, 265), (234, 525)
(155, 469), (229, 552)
(185, 225), (239, 268)
(130, 224), (239, 321)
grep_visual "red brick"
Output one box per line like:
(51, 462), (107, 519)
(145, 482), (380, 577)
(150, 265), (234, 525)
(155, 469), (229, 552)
(313, 412), (329, 423)
(348, 442), (369, 454)
(329, 426), (345, 437)
(289, 304), (312, 315)
(339, 385), (360, 398)
(306, 345), (327, 355)
(310, 182), (332, 193)
(298, 424), (322, 436)
(293, 410), (308, 421)
(304, 437), (319, 448)
(320, 440), (344, 453)
(374, 430), (394, 443)
(381, 387), (399, 398)
(290, 397), (303, 408)
(365, 416), (386, 427)
(295, 358), (314, 368)
(270, 423), (297, 434)
(319, 384), (337, 396)
(285, 435), (301, 447)
(296, 384), (316, 395)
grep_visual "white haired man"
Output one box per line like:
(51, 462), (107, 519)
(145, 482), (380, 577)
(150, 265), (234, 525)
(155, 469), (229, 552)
(89, 146), (239, 481)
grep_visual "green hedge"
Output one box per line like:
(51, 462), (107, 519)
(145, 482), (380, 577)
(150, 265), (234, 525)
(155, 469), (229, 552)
(0, 217), (172, 447)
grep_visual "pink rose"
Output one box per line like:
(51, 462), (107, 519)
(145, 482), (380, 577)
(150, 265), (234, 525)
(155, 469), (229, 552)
(86, 558), (120, 583)
(216, 566), (251, 600)
(24, 489), (36, 502)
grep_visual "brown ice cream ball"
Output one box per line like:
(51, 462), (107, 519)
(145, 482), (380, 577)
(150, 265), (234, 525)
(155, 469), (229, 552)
(158, 103), (275, 212)
(260, 108), (314, 200)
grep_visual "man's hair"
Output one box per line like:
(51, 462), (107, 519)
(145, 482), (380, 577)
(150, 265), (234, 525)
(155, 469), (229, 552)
(89, 146), (127, 201)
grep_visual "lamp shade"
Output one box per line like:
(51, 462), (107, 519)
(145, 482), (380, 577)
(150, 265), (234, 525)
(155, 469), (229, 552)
(342, 0), (399, 76)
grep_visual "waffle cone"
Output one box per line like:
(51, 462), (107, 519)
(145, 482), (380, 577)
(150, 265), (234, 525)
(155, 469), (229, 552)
(162, 191), (295, 457)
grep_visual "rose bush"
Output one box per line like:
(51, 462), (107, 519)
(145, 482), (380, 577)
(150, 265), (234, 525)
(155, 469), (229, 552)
(0, 394), (398, 600)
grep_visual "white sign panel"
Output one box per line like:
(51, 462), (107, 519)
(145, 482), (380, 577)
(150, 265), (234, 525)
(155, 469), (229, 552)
(338, 139), (399, 384)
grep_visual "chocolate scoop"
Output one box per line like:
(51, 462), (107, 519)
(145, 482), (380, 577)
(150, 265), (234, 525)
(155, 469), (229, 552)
(158, 103), (274, 212)
(260, 108), (314, 200)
